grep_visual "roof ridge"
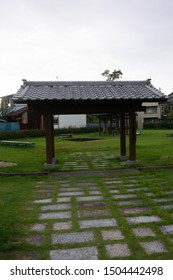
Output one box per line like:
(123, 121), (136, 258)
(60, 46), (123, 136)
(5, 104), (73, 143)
(22, 79), (150, 87)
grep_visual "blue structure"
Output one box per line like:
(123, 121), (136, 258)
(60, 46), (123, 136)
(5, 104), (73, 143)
(0, 121), (20, 131)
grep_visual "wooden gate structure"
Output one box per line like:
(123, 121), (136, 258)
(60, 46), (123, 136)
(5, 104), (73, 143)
(14, 79), (166, 168)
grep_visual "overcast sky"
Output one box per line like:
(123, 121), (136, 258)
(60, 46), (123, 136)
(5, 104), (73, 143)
(0, 0), (173, 96)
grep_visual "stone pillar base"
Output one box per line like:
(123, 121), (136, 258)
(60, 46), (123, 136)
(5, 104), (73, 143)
(119, 155), (128, 161)
(44, 162), (55, 169)
(127, 160), (138, 165)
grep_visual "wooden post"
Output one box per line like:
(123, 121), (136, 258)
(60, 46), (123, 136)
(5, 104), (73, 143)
(120, 113), (127, 160)
(43, 113), (55, 168)
(51, 114), (55, 161)
(128, 111), (137, 163)
(99, 116), (102, 135)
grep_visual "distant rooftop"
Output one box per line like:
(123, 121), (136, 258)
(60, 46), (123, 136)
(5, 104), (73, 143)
(8, 104), (27, 117)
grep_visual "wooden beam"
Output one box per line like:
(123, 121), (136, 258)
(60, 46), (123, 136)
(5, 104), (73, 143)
(29, 100), (145, 115)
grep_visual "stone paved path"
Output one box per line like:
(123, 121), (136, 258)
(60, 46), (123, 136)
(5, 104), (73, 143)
(24, 171), (173, 259)
(57, 151), (126, 171)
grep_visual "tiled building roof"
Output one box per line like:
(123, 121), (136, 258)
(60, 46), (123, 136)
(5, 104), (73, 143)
(167, 92), (173, 103)
(8, 104), (27, 117)
(13, 79), (166, 102)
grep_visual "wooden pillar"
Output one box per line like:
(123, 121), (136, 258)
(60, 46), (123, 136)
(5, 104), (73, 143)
(99, 116), (102, 135)
(103, 116), (107, 133)
(110, 115), (112, 134)
(128, 111), (137, 163)
(119, 113), (127, 160)
(43, 113), (55, 168)
(51, 115), (55, 161)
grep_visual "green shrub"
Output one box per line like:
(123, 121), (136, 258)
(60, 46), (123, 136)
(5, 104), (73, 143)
(143, 121), (173, 129)
(0, 129), (45, 140)
(54, 126), (100, 135)
(0, 127), (100, 140)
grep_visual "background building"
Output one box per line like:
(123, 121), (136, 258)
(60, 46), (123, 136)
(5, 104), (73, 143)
(137, 102), (161, 129)
(54, 114), (86, 129)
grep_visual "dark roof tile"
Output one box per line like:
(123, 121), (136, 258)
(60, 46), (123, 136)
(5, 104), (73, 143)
(13, 80), (166, 102)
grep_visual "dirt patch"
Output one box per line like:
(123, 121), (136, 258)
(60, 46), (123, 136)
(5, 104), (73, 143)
(0, 161), (17, 167)
(66, 138), (102, 141)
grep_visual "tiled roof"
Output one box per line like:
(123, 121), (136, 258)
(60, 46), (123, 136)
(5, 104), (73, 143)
(167, 93), (173, 103)
(9, 104), (27, 113)
(13, 79), (166, 102)
(8, 104), (27, 116)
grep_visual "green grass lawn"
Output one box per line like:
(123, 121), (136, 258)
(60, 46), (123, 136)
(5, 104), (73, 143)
(0, 176), (40, 259)
(0, 129), (173, 259)
(0, 170), (173, 259)
(0, 129), (173, 172)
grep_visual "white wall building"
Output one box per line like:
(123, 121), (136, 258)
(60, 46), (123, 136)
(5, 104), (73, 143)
(137, 102), (161, 130)
(54, 114), (86, 129)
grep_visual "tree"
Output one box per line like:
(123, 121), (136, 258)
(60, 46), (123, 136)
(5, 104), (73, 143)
(101, 69), (123, 81)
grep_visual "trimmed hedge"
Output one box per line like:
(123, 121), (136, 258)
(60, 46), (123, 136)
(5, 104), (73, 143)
(55, 126), (100, 135)
(0, 126), (100, 140)
(0, 129), (45, 140)
(143, 121), (173, 129)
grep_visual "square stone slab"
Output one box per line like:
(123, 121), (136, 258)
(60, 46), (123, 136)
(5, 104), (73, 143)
(140, 241), (167, 254)
(57, 197), (71, 203)
(33, 198), (52, 204)
(121, 207), (149, 215)
(78, 209), (111, 218)
(51, 231), (94, 244)
(77, 202), (107, 209)
(89, 191), (102, 195)
(102, 230), (124, 240)
(112, 194), (136, 199)
(79, 218), (117, 229)
(160, 205), (173, 210)
(36, 184), (53, 188)
(77, 196), (103, 202)
(153, 198), (173, 203)
(53, 221), (72, 231)
(58, 182), (70, 186)
(117, 200), (143, 206)
(106, 244), (131, 257)
(35, 189), (54, 193)
(160, 225), (173, 234)
(109, 190), (120, 194)
(132, 227), (156, 237)
(50, 246), (98, 260)
(58, 191), (84, 196)
(60, 187), (81, 191)
(25, 235), (44, 245)
(36, 181), (45, 185)
(126, 188), (138, 192)
(10, 251), (39, 260)
(30, 224), (46, 232)
(145, 193), (154, 197)
(165, 190), (173, 195)
(41, 204), (71, 211)
(105, 180), (123, 184)
(34, 193), (52, 199)
(39, 211), (71, 220)
(127, 215), (161, 224)
(76, 182), (97, 187)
